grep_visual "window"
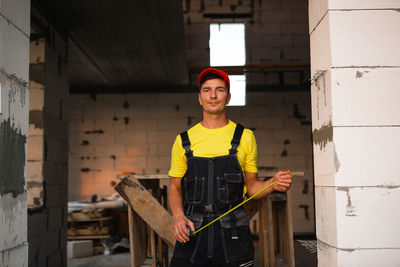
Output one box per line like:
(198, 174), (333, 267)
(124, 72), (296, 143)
(209, 23), (246, 106)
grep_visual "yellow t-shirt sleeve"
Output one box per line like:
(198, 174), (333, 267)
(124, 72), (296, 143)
(168, 135), (187, 178)
(243, 130), (258, 173)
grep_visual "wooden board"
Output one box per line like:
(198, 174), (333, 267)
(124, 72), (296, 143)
(114, 176), (175, 247)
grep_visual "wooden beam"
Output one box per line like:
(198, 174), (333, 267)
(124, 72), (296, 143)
(114, 176), (175, 247)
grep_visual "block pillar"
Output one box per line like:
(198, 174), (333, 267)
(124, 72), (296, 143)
(309, 1), (400, 266)
(0, 0), (31, 266)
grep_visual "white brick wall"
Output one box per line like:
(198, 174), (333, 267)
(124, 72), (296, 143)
(68, 91), (314, 234)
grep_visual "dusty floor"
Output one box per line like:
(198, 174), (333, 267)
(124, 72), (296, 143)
(68, 239), (317, 267)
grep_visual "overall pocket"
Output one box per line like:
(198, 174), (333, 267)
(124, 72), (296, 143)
(182, 176), (205, 204)
(217, 173), (243, 204)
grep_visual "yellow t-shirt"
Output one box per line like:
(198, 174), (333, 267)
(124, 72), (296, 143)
(168, 120), (258, 179)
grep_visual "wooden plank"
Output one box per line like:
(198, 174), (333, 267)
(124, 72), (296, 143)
(128, 207), (135, 267)
(285, 190), (295, 267)
(68, 234), (111, 240)
(150, 228), (156, 267)
(266, 196), (275, 267)
(259, 198), (270, 267)
(114, 176), (175, 247)
(68, 216), (113, 222)
(68, 226), (111, 236)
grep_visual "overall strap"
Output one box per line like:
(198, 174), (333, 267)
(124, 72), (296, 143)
(180, 131), (193, 158)
(229, 123), (245, 155)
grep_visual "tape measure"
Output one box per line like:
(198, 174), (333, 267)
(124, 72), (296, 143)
(188, 179), (280, 236)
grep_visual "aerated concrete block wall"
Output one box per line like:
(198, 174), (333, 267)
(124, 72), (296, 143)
(68, 91), (314, 234)
(27, 30), (69, 267)
(0, 0), (30, 266)
(183, 0), (309, 85)
(309, 0), (400, 265)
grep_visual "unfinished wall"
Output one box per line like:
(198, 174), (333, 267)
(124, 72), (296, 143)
(309, 0), (400, 266)
(183, 0), (309, 85)
(27, 29), (69, 266)
(68, 91), (314, 234)
(0, 0), (30, 266)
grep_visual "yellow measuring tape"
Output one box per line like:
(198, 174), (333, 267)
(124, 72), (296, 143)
(191, 179), (280, 235)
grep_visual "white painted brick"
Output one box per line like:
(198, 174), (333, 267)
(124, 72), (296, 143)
(158, 143), (173, 156)
(68, 158), (81, 172)
(95, 94), (125, 107)
(67, 240), (93, 258)
(286, 141), (313, 155)
(29, 124), (44, 136)
(0, 0), (30, 36)
(246, 23), (281, 35)
(84, 132), (115, 145)
(293, 35), (310, 47)
(331, 68), (400, 126)
(27, 185), (43, 207)
(184, 24), (209, 36)
(336, 187), (400, 248)
(283, 92), (311, 104)
(69, 95), (95, 108)
(246, 35), (262, 48)
(330, 10), (400, 67)
(80, 171), (95, 185)
(248, 47), (281, 63)
(0, 15), (29, 83)
(257, 155), (274, 167)
(114, 156), (146, 172)
(246, 73), (266, 85)
(27, 136), (43, 160)
(185, 11), (204, 24)
(257, 142), (284, 155)
(67, 107), (84, 120)
(282, 47), (310, 61)
(94, 145), (126, 157)
(292, 9), (309, 23)
(115, 131), (146, 145)
(94, 169), (121, 184)
(259, 0), (281, 11)
(253, 130), (273, 142)
(283, 72), (301, 85)
(334, 127), (400, 187)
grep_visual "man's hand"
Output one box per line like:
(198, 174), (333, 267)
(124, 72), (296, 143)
(272, 170), (292, 192)
(172, 211), (195, 243)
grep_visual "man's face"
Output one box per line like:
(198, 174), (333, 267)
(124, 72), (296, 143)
(198, 78), (231, 115)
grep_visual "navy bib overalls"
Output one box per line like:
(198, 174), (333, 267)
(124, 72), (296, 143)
(171, 124), (255, 266)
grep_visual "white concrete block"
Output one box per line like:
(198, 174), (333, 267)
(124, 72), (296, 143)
(115, 131), (146, 145)
(69, 144), (94, 158)
(126, 145), (148, 157)
(94, 145), (126, 157)
(308, 0), (329, 34)
(29, 39), (45, 64)
(334, 127), (400, 187)
(0, 242), (28, 267)
(330, 10), (400, 67)
(114, 156), (146, 172)
(29, 87), (44, 111)
(146, 156), (171, 171)
(69, 120), (95, 133)
(27, 136), (43, 161)
(125, 118), (157, 132)
(315, 186), (338, 248)
(261, 11), (292, 23)
(147, 131), (179, 145)
(309, 13), (332, 73)
(272, 129), (307, 142)
(83, 106), (115, 120)
(67, 240), (93, 258)
(330, 0), (400, 10)
(335, 187), (400, 248)
(0, 193), (27, 251)
(310, 69), (332, 131)
(336, 247), (400, 267)
(0, 0), (30, 36)
(331, 68), (400, 126)
(26, 161), (43, 183)
(157, 118), (188, 131)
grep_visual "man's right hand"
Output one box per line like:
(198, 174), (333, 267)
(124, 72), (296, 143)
(173, 211), (195, 243)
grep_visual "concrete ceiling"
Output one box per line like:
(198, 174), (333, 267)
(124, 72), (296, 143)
(31, 0), (189, 93)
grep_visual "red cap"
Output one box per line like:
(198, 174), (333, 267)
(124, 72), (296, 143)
(198, 68), (230, 90)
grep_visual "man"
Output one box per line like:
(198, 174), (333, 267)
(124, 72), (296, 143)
(168, 68), (292, 266)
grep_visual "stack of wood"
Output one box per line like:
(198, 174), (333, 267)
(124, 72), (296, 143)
(68, 209), (116, 254)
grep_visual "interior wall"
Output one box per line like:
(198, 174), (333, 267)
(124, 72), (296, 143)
(27, 29), (69, 267)
(68, 91), (314, 234)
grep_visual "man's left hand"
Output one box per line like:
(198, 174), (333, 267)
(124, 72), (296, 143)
(272, 170), (292, 192)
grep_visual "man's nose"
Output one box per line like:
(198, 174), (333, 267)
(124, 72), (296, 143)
(210, 89), (217, 98)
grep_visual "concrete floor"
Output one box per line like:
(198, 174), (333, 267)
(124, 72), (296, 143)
(68, 239), (317, 267)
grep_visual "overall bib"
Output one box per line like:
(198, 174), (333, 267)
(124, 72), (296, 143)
(171, 124), (255, 266)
